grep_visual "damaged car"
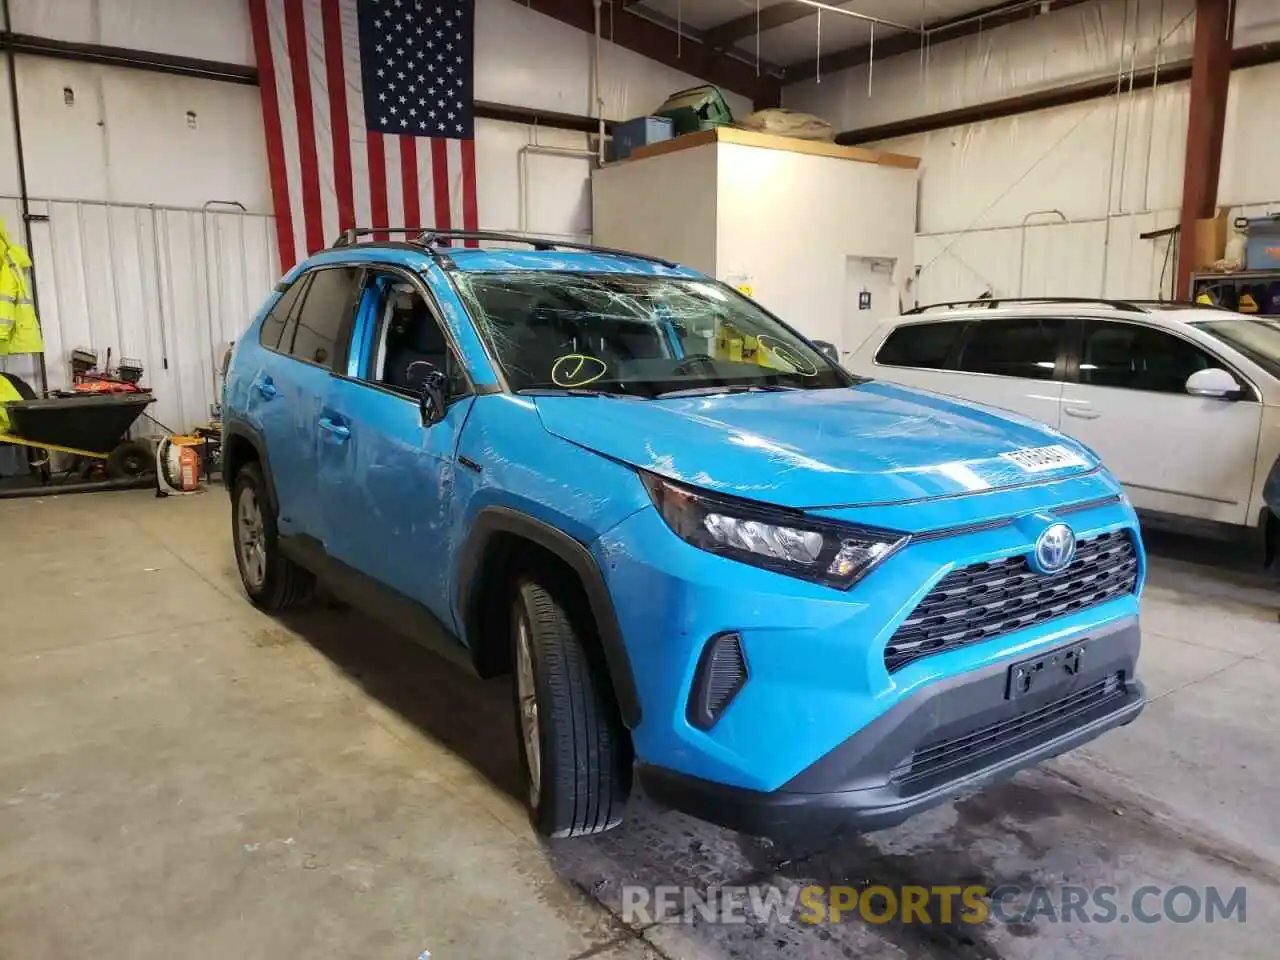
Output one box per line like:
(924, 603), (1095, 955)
(222, 230), (1146, 838)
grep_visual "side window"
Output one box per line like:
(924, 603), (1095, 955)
(876, 321), (967, 369)
(1080, 320), (1217, 394)
(283, 266), (364, 369)
(363, 275), (470, 400)
(958, 317), (1066, 381)
(258, 277), (309, 350)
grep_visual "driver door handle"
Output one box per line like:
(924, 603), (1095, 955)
(1063, 406), (1100, 420)
(318, 416), (351, 441)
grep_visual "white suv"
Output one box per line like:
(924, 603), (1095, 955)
(846, 297), (1280, 552)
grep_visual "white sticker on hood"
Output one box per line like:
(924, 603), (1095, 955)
(1000, 444), (1088, 473)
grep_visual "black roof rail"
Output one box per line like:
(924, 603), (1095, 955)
(903, 296), (1148, 315)
(419, 230), (679, 268)
(329, 226), (679, 268)
(330, 227), (423, 247)
(1123, 299), (1235, 311)
(419, 229), (557, 251)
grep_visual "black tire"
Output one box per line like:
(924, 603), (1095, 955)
(104, 439), (154, 479)
(231, 461), (314, 611)
(512, 575), (631, 838)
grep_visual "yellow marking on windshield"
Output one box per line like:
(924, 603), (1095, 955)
(551, 354), (609, 388)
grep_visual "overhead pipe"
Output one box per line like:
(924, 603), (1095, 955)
(518, 144), (598, 235)
(1, 0), (48, 395)
(201, 200), (247, 402)
(790, 0), (921, 33)
(1018, 210), (1069, 296)
(1099, 1), (1136, 297)
(511, 1), (607, 237)
(148, 205), (171, 371)
(594, 0), (606, 165)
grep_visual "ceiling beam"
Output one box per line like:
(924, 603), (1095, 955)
(0, 30), (257, 84)
(519, 0), (780, 106)
(704, 2), (816, 49)
(786, 0), (1090, 84)
(835, 39), (1280, 145)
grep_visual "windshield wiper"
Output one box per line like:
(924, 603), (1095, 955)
(655, 384), (800, 399)
(516, 387), (648, 399)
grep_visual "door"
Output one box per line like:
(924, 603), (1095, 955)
(255, 264), (364, 537)
(317, 272), (475, 626)
(1059, 319), (1262, 524)
(243, 276), (311, 534)
(841, 256), (897, 363)
(941, 316), (1067, 426)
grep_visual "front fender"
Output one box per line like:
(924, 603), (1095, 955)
(456, 506), (643, 728)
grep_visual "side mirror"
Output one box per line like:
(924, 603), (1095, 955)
(412, 363), (448, 425)
(813, 340), (840, 364)
(1186, 367), (1242, 400)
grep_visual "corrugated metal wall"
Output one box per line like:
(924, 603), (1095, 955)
(786, 0), (1280, 308)
(0, 196), (278, 432)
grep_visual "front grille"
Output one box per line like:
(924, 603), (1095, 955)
(885, 530), (1138, 673)
(891, 672), (1125, 786)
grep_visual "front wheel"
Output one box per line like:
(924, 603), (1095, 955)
(512, 576), (630, 838)
(231, 462), (314, 611)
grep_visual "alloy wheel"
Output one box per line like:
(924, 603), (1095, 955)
(515, 611), (542, 807)
(236, 488), (267, 591)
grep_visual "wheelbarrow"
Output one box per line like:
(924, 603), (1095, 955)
(0, 391), (156, 480)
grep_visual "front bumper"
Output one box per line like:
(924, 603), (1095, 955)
(596, 471), (1144, 795)
(640, 617), (1144, 836)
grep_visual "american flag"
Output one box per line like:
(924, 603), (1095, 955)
(248, 0), (479, 272)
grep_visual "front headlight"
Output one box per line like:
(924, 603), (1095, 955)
(640, 471), (907, 589)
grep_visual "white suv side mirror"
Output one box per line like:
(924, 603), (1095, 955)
(1185, 367), (1242, 400)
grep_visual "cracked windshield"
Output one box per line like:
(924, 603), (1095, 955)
(453, 271), (852, 398)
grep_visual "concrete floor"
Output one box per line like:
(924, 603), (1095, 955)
(1, 490), (1278, 959)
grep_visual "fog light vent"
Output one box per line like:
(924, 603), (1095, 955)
(688, 632), (748, 731)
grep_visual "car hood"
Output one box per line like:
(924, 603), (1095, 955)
(533, 382), (1098, 509)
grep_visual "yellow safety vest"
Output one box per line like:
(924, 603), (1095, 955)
(0, 218), (44, 356)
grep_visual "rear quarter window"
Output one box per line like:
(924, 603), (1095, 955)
(875, 321), (967, 369)
(258, 278), (308, 350)
(284, 266), (364, 369)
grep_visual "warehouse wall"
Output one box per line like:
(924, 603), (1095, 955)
(0, 0), (748, 426)
(783, 0), (1280, 306)
(8, 0), (753, 121)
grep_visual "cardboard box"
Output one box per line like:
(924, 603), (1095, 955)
(1193, 212), (1229, 269)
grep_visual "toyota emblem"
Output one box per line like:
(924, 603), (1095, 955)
(1031, 522), (1076, 575)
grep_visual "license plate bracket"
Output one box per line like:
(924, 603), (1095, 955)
(1006, 642), (1086, 700)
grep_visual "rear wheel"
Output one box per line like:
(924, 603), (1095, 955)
(104, 439), (153, 479)
(512, 575), (630, 838)
(232, 462), (314, 611)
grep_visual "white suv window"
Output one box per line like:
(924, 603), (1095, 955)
(1080, 320), (1216, 394)
(957, 317), (1066, 380)
(875, 321), (968, 370)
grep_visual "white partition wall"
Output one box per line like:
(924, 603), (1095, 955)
(592, 130), (918, 358)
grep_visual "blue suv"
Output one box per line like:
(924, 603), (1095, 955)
(222, 229), (1145, 838)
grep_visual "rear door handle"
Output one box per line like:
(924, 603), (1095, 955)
(255, 376), (277, 400)
(318, 416), (351, 441)
(1063, 406), (1100, 420)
